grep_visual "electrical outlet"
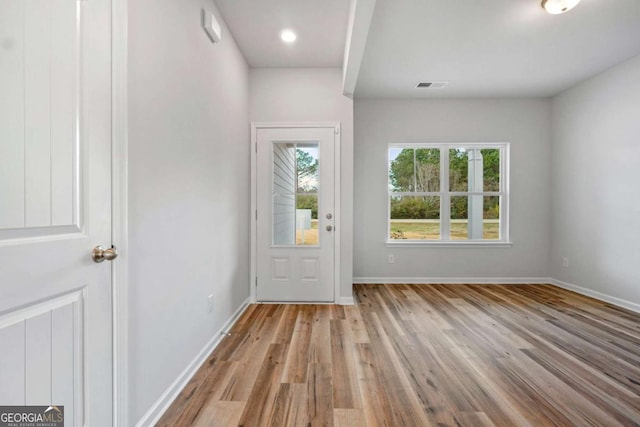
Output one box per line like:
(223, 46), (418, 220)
(207, 294), (214, 312)
(562, 257), (569, 268)
(388, 254), (395, 264)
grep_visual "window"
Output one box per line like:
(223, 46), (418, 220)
(388, 143), (509, 244)
(272, 142), (320, 246)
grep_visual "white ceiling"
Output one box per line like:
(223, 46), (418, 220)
(356, 0), (640, 98)
(214, 0), (351, 68)
(214, 0), (640, 98)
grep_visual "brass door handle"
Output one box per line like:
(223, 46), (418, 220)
(92, 245), (118, 263)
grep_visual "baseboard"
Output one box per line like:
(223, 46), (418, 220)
(336, 296), (355, 305)
(550, 279), (640, 314)
(134, 297), (251, 427)
(352, 277), (552, 285)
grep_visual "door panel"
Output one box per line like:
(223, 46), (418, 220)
(301, 257), (319, 281)
(0, 0), (78, 236)
(0, 0), (112, 425)
(0, 293), (82, 425)
(0, 0), (25, 229)
(256, 127), (336, 302)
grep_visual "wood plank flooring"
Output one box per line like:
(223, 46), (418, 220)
(157, 284), (640, 426)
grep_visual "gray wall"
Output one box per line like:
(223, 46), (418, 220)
(249, 68), (354, 301)
(354, 99), (551, 280)
(128, 0), (250, 423)
(550, 54), (640, 306)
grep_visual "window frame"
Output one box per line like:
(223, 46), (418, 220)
(387, 142), (511, 247)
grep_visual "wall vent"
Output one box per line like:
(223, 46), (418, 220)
(416, 81), (448, 89)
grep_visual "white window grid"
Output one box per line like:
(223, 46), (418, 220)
(387, 142), (510, 244)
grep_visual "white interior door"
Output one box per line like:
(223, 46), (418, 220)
(255, 126), (337, 302)
(0, 0), (113, 425)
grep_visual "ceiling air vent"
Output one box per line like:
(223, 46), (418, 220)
(416, 81), (448, 89)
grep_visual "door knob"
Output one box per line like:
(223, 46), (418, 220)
(326, 213), (333, 219)
(326, 225), (333, 231)
(92, 245), (118, 263)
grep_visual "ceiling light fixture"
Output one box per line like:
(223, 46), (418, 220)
(541, 0), (581, 14)
(280, 29), (297, 43)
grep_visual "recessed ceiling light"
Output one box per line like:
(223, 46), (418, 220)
(541, 0), (581, 14)
(280, 29), (297, 43)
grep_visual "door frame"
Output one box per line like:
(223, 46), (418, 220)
(250, 122), (342, 303)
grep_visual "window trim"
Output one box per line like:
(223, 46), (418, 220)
(387, 142), (511, 246)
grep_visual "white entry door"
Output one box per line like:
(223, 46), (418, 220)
(0, 0), (113, 426)
(255, 126), (338, 302)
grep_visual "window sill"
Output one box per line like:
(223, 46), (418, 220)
(386, 240), (513, 248)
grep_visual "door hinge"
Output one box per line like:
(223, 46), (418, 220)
(334, 127), (340, 135)
(255, 277), (258, 288)
(255, 210), (257, 220)
(255, 142), (257, 152)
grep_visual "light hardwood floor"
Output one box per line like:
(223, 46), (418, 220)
(157, 284), (640, 426)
